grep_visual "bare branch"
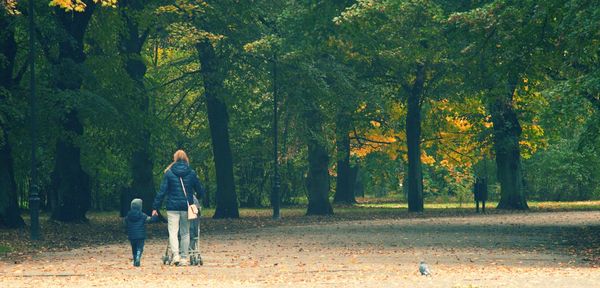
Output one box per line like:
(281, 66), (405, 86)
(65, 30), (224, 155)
(148, 70), (201, 91)
(350, 135), (394, 145)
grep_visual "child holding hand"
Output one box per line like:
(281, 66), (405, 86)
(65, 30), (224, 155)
(125, 198), (156, 266)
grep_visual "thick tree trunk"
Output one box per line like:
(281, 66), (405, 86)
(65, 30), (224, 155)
(49, 4), (95, 222)
(0, 14), (24, 228)
(0, 12), (16, 86)
(120, 8), (155, 214)
(196, 41), (239, 219)
(0, 128), (24, 228)
(51, 110), (91, 221)
(305, 110), (333, 215)
(491, 80), (528, 210)
(204, 91), (239, 218)
(119, 186), (133, 217)
(130, 143), (155, 213)
(333, 113), (355, 204)
(405, 64), (425, 212)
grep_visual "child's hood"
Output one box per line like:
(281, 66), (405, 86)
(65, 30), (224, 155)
(130, 198), (143, 211)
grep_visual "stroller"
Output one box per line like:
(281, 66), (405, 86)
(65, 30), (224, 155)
(162, 196), (203, 266)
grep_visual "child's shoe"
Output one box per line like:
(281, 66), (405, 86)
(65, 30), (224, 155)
(134, 251), (141, 267)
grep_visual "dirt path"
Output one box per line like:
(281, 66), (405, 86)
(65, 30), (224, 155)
(1, 211), (599, 287)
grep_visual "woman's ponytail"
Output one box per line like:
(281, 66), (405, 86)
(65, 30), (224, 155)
(164, 150), (190, 173)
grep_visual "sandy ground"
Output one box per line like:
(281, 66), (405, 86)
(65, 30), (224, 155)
(1, 211), (599, 287)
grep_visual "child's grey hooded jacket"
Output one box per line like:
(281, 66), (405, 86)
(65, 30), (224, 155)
(125, 198), (151, 240)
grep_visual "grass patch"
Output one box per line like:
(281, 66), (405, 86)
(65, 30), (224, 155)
(193, 200), (600, 219)
(355, 200), (600, 211)
(529, 200), (600, 211)
(0, 245), (11, 254)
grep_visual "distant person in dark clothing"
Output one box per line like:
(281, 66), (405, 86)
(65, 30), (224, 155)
(125, 198), (155, 266)
(473, 177), (488, 213)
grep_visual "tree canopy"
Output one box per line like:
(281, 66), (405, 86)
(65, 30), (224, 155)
(1, 0), (599, 226)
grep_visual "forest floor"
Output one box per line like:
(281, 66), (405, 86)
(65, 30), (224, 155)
(1, 205), (600, 287)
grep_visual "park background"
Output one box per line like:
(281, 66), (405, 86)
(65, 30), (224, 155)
(0, 0), (600, 274)
(1, 1), (600, 287)
(1, 0), (599, 223)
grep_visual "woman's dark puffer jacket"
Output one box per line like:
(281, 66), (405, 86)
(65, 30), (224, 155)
(152, 161), (206, 211)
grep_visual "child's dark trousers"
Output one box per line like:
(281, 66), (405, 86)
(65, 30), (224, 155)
(130, 239), (145, 266)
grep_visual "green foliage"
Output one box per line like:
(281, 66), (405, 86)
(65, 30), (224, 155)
(0, 244), (11, 254)
(525, 138), (600, 201)
(360, 152), (402, 198)
(3, 0), (600, 219)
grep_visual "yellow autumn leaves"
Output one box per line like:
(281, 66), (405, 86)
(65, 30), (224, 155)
(349, 76), (545, 187)
(49, 0), (117, 12)
(1, 0), (19, 15)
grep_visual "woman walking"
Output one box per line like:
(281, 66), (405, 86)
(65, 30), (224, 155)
(152, 150), (206, 265)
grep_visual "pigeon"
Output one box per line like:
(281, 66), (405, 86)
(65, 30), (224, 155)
(419, 261), (432, 276)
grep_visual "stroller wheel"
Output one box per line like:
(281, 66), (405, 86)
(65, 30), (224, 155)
(198, 257), (203, 266)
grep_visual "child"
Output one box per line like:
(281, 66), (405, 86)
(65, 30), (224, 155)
(188, 195), (202, 265)
(189, 195), (201, 242)
(125, 198), (155, 267)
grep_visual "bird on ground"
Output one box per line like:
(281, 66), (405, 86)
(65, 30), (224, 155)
(419, 261), (432, 276)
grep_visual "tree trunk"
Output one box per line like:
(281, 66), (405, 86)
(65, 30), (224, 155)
(0, 13), (16, 87)
(491, 79), (528, 210)
(0, 13), (24, 228)
(49, 4), (95, 222)
(130, 144), (155, 213)
(119, 186), (133, 217)
(280, 96), (292, 204)
(305, 109), (333, 215)
(270, 54), (281, 218)
(333, 113), (355, 204)
(405, 64), (425, 212)
(0, 127), (24, 228)
(120, 8), (155, 214)
(196, 41), (239, 219)
(349, 164), (362, 197)
(200, 163), (211, 208)
(51, 110), (91, 221)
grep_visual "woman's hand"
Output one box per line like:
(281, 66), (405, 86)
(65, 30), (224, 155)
(152, 210), (158, 216)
